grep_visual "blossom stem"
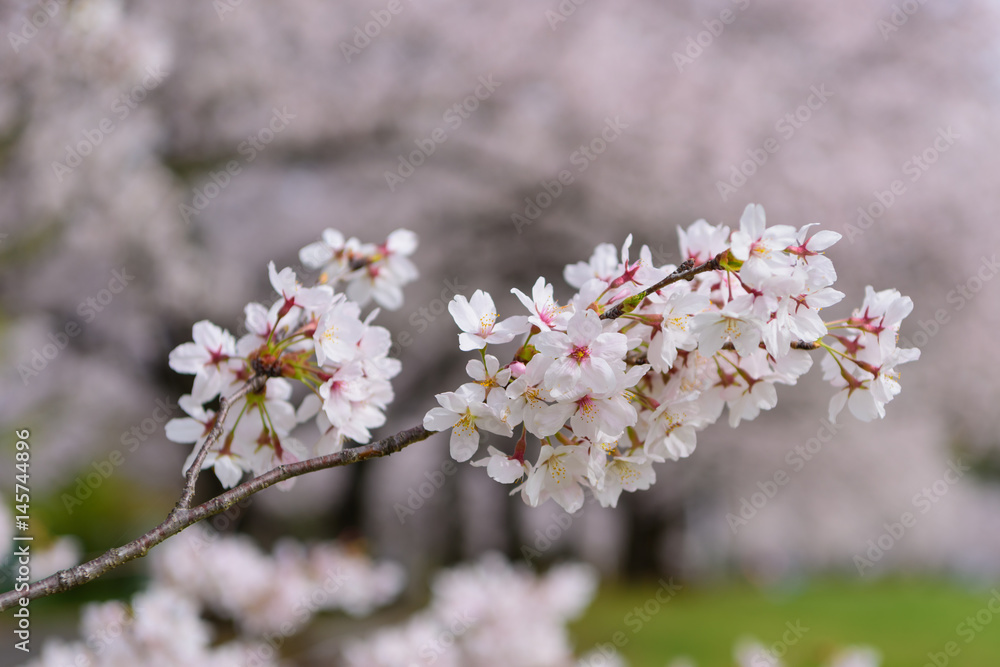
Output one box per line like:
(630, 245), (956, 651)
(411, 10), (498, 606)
(177, 375), (267, 510)
(0, 423), (434, 612)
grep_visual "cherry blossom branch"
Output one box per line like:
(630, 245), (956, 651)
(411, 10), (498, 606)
(600, 254), (722, 321)
(0, 424), (433, 612)
(721, 340), (822, 351)
(177, 374), (267, 509)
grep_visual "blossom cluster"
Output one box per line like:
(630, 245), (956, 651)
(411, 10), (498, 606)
(23, 586), (274, 667)
(424, 204), (919, 512)
(166, 229), (417, 489)
(343, 554), (605, 667)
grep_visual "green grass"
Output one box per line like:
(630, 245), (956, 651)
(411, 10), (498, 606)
(569, 577), (1000, 666)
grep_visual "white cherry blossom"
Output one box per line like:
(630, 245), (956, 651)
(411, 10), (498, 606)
(511, 277), (572, 331)
(518, 444), (589, 513)
(533, 309), (628, 399)
(448, 290), (529, 351)
(424, 384), (513, 462)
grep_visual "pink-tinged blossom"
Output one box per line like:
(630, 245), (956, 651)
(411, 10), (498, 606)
(849, 286), (915, 356)
(534, 309), (628, 399)
(679, 218), (731, 265)
(380, 229), (419, 284)
(319, 362), (367, 426)
(778, 285), (844, 341)
(182, 431), (246, 489)
(357, 313), (402, 380)
(788, 223), (842, 288)
(564, 242), (619, 289)
(340, 378), (394, 444)
(168, 320), (237, 379)
(248, 434), (309, 483)
(299, 228), (352, 276)
(609, 235), (668, 292)
(725, 373), (778, 427)
(505, 356), (576, 437)
(346, 262), (404, 311)
(165, 394), (216, 445)
(471, 445), (529, 484)
(268, 261), (334, 313)
(569, 365), (647, 443)
(181, 377), (298, 488)
(236, 301), (304, 357)
(730, 204), (797, 286)
(512, 277), (572, 331)
(299, 229), (418, 310)
(824, 343), (920, 423)
(448, 290), (529, 351)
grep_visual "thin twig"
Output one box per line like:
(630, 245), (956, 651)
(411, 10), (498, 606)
(600, 255), (721, 320)
(0, 424), (433, 612)
(177, 374), (267, 510)
(721, 340), (822, 351)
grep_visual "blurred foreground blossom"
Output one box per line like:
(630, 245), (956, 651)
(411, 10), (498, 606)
(24, 527), (405, 666)
(343, 553), (598, 667)
(152, 523), (405, 634)
(23, 586), (275, 667)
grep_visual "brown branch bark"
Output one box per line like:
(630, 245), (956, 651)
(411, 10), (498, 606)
(600, 254), (722, 321)
(177, 374), (267, 509)
(0, 424), (433, 612)
(0, 253), (820, 613)
(721, 340), (822, 351)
